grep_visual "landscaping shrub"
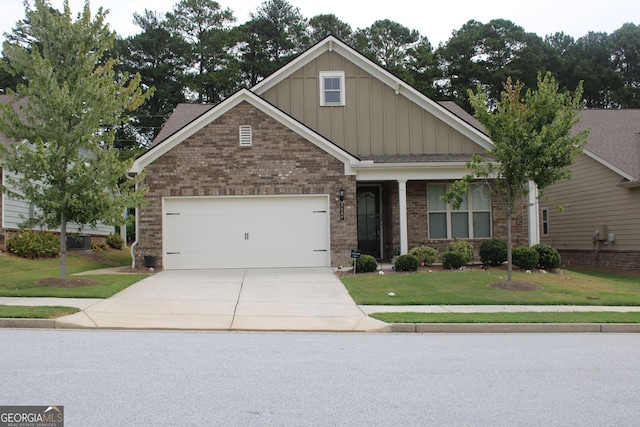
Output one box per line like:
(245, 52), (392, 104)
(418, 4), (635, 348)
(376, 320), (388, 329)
(534, 244), (561, 270)
(394, 254), (420, 272)
(6, 230), (59, 259)
(448, 240), (474, 263)
(107, 233), (124, 250)
(442, 251), (467, 269)
(479, 238), (508, 266)
(408, 246), (439, 266)
(354, 254), (378, 273)
(512, 246), (539, 270)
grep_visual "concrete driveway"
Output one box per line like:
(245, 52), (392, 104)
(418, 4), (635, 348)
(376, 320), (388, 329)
(57, 268), (387, 332)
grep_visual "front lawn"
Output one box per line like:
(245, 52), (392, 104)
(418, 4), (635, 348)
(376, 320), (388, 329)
(0, 249), (148, 298)
(341, 268), (640, 306)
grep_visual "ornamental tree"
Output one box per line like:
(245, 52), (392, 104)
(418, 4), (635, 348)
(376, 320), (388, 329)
(446, 72), (590, 282)
(0, 0), (152, 278)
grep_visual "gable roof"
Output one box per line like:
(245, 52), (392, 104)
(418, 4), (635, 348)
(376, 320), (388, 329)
(575, 109), (640, 183)
(252, 36), (493, 151)
(131, 89), (359, 174)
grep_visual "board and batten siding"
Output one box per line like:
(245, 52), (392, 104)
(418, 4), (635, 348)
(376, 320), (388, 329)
(2, 169), (112, 235)
(540, 154), (640, 251)
(260, 51), (483, 157)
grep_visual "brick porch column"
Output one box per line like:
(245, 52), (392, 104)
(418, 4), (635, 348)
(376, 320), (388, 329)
(398, 179), (408, 254)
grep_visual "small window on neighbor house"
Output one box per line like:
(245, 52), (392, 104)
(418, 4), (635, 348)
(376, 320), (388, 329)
(239, 125), (252, 146)
(542, 208), (549, 236)
(319, 71), (345, 106)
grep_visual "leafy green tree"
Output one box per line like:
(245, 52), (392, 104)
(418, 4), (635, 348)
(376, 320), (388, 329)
(0, 0), (151, 278)
(446, 73), (589, 282)
(610, 23), (640, 107)
(165, 0), (237, 103)
(114, 10), (188, 149)
(236, 0), (308, 86)
(308, 14), (352, 44)
(437, 19), (550, 111)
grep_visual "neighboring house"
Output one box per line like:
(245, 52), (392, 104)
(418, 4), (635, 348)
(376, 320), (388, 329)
(131, 36), (536, 270)
(539, 109), (640, 271)
(0, 95), (112, 250)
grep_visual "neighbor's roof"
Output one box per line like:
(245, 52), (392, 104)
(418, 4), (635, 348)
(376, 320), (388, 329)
(576, 109), (640, 182)
(0, 94), (28, 150)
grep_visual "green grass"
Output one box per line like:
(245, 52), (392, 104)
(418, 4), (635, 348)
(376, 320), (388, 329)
(342, 268), (640, 306)
(0, 249), (148, 298)
(371, 312), (640, 324)
(0, 305), (80, 319)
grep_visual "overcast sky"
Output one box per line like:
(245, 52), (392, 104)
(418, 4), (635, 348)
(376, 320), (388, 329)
(1, 0), (637, 47)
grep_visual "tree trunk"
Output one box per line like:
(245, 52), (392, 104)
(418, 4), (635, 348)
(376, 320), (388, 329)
(60, 213), (67, 279)
(506, 208), (513, 283)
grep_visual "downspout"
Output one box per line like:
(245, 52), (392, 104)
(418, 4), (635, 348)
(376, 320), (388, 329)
(126, 173), (139, 269)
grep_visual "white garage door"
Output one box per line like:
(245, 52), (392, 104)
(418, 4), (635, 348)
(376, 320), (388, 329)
(163, 196), (330, 269)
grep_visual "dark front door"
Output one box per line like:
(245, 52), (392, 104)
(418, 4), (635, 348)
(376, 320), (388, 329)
(357, 186), (381, 259)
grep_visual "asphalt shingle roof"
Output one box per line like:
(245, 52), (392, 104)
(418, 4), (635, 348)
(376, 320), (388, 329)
(576, 109), (640, 181)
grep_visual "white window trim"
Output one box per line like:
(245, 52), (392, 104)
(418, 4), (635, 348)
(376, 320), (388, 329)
(319, 71), (345, 106)
(427, 183), (492, 240)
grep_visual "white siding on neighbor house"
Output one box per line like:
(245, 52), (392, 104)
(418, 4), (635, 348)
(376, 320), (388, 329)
(2, 169), (113, 235)
(540, 154), (640, 251)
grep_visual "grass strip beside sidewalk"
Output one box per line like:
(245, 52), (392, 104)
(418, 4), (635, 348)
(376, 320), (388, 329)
(0, 305), (80, 319)
(371, 312), (640, 324)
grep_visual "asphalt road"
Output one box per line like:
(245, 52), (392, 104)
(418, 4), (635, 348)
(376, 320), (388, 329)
(1, 330), (639, 426)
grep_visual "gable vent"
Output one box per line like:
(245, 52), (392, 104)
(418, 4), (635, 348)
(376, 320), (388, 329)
(239, 125), (252, 146)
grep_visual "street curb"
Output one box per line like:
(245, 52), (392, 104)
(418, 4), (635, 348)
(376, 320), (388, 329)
(2, 317), (640, 333)
(387, 323), (640, 333)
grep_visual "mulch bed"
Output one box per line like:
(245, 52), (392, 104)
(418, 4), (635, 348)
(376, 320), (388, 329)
(36, 277), (102, 288)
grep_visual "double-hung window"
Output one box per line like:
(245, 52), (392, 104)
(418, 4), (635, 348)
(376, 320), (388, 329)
(428, 183), (492, 239)
(319, 71), (345, 106)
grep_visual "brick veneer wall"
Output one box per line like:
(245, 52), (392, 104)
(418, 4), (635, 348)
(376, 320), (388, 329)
(559, 249), (640, 272)
(136, 101), (357, 269)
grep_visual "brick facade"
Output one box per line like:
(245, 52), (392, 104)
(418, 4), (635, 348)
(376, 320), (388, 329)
(559, 249), (640, 272)
(136, 101), (357, 268)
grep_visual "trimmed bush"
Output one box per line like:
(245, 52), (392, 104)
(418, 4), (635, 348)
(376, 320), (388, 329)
(107, 233), (124, 250)
(7, 230), (60, 259)
(442, 251), (467, 269)
(448, 239), (474, 264)
(479, 238), (508, 266)
(354, 254), (378, 273)
(534, 244), (561, 270)
(512, 246), (539, 270)
(408, 246), (439, 266)
(394, 254), (420, 272)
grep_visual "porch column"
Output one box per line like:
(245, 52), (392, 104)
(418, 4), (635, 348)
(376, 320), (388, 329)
(398, 179), (408, 254)
(528, 180), (540, 246)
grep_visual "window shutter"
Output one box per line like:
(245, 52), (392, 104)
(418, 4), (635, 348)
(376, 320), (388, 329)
(239, 125), (252, 146)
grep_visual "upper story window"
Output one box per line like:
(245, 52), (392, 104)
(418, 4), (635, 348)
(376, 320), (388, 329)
(427, 183), (492, 239)
(319, 71), (345, 106)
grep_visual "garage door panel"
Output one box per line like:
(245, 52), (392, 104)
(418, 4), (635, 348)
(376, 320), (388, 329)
(163, 196), (330, 269)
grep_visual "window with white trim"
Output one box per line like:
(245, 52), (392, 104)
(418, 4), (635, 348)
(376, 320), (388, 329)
(542, 208), (549, 236)
(428, 183), (492, 239)
(319, 71), (345, 106)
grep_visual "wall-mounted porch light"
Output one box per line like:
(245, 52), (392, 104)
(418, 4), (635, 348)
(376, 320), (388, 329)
(339, 188), (345, 220)
(339, 188), (345, 202)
